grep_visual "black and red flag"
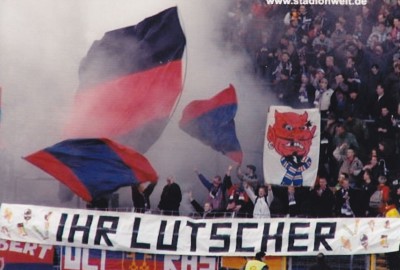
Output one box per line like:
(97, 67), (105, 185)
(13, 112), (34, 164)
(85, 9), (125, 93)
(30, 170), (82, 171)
(64, 7), (186, 153)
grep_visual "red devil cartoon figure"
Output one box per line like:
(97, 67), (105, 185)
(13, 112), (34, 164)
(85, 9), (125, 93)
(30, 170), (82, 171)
(267, 110), (316, 186)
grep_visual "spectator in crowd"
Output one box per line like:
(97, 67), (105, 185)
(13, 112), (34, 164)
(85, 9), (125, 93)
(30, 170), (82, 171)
(334, 146), (364, 188)
(384, 198), (400, 217)
(329, 87), (348, 119)
(367, 22), (390, 47)
(226, 182), (249, 217)
(343, 111), (368, 161)
(274, 185), (310, 217)
(320, 113), (341, 185)
(361, 169), (378, 217)
(298, 5), (313, 32)
(324, 56), (341, 86)
(295, 73), (315, 108)
(275, 68), (296, 105)
(308, 253), (332, 270)
(391, 102), (400, 154)
(244, 181), (274, 218)
(390, 178), (400, 212)
(384, 62), (400, 102)
(158, 176), (182, 216)
(86, 196), (110, 210)
(313, 6), (335, 36)
(131, 182), (156, 213)
(343, 57), (361, 90)
(345, 87), (366, 119)
(363, 154), (381, 181)
(314, 77), (333, 118)
(377, 139), (397, 171)
(375, 106), (396, 143)
(312, 29), (334, 58)
(365, 64), (384, 105)
(272, 51), (293, 83)
(354, 12), (372, 44)
(390, 17), (400, 44)
(310, 68), (326, 89)
(237, 164), (259, 190)
(331, 21), (347, 49)
(283, 6), (299, 26)
(377, 175), (391, 216)
(188, 191), (219, 219)
(370, 84), (394, 120)
(195, 166), (232, 212)
(335, 174), (362, 217)
(333, 124), (359, 151)
(309, 176), (335, 217)
(384, 202), (400, 270)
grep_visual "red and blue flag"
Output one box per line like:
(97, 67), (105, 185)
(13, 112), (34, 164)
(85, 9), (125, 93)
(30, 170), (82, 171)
(179, 84), (243, 164)
(64, 7), (186, 153)
(23, 138), (158, 202)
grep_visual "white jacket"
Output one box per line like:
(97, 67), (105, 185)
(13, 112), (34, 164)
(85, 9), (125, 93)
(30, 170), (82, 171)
(245, 185), (274, 218)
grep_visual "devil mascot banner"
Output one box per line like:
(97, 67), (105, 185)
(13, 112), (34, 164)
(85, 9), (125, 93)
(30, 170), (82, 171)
(264, 106), (320, 187)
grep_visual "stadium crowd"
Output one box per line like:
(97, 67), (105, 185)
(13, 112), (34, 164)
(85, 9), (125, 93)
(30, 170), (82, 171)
(213, 0), (400, 219)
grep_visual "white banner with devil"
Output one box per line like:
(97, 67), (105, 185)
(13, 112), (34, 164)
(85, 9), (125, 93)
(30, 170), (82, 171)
(264, 106), (320, 187)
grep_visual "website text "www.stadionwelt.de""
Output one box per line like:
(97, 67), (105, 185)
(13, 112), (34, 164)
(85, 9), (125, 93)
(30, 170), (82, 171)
(265, 0), (367, 5)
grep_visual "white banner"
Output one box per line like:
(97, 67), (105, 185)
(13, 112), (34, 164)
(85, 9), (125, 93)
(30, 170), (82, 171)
(0, 203), (399, 256)
(264, 106), (320, 187)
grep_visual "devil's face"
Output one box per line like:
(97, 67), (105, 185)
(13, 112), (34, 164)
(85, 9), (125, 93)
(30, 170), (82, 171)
(267, 110), (316, 157)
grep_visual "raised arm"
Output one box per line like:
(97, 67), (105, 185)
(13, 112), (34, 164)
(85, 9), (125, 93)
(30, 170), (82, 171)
(143, 182), (157, 197)
(244, 181), (256, 203)
(195, 169), (213, 191)
(266, 185), (274, 206)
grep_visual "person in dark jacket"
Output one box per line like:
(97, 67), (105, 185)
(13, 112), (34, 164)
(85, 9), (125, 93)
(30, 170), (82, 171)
(309, 176), (335, 217)
(188, 191), (220, 218)
(308, 253), (332, 270)
(158, 176), (182, 216)
(131, 182), (156, 213)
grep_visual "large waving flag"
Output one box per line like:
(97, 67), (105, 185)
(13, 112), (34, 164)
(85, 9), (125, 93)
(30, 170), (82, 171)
(23, 138), (158, 202)
(179, 85), (243, 164)
(64, 7), (186, 153)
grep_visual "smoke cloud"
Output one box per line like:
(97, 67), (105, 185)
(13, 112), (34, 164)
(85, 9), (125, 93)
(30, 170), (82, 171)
(0, 0), (276, 212)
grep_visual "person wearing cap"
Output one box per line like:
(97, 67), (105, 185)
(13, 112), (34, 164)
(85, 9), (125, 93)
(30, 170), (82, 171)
(244, 251), (269, 270)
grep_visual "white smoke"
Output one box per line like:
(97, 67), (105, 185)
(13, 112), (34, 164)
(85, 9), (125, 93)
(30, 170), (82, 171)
(0, 0), (276, 211)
